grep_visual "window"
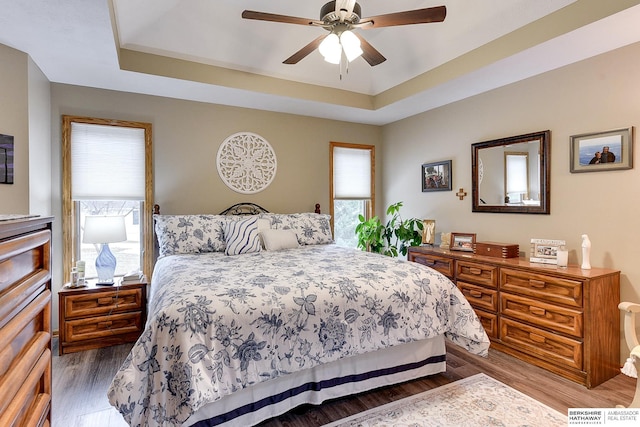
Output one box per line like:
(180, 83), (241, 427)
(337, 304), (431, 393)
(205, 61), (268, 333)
(62, 116), (153, 283)
(330, 142), (375, 248)
(504, 152), (529, 202)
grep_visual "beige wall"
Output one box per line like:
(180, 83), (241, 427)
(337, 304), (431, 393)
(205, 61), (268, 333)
(0, 44), (29, 213)
(49, 84), (383, 329)
(28, 57), (52, 216)
(383, 41), (640, 359)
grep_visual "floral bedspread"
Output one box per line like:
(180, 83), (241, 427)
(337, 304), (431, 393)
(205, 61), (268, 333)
(108, 245), (489, 426)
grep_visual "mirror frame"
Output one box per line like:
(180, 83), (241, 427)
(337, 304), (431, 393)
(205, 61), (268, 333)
(471, 130), (550, 214)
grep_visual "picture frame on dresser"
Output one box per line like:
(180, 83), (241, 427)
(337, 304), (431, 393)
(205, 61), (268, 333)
(421, 160), (452, 192)
(570, 127), (633, 173)
(530, 238), (566, 264)
(450, 232), (476, 252)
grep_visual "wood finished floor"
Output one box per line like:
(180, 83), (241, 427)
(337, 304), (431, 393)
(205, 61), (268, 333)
(52, 338), (636, 426)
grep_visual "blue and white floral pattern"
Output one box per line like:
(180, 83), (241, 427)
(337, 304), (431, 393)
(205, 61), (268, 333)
(154, 213), (333, 258)
(108, 245), (489, 426)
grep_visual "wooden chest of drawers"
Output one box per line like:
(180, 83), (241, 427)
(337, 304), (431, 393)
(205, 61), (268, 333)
(408, 246), (620, 388)
(0, 216), (53, 427)
(58, 281), (146, 355)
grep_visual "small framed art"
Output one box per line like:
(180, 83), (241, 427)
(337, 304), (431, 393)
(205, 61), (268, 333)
(0, 134), (14, 184)
(450, 232), (476, 252)
(529, 238), (566, 264)
(570, 127), (633, 173)
(422, 219), (436, 245)
(421, 160), (452, 192)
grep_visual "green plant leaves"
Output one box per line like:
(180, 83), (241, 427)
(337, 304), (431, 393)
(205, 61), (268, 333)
(355, 202), (423, 257)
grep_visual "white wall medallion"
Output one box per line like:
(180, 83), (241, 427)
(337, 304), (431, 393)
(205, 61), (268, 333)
(216, 132), (277, 194)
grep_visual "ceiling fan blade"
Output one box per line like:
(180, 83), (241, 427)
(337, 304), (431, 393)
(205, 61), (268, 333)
(355, 34), (386, 66)
(283, 35), (327, 64)
(360, 5), (446, 28)
(242, 10), (323, 26)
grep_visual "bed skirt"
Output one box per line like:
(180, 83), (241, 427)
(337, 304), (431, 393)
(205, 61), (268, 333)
(185, 336), (447, 427)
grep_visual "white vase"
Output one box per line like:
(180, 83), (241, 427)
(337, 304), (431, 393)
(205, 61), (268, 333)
(581, 234), (591, 270)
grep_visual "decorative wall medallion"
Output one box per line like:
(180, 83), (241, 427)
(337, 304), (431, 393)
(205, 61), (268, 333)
(216, 132), (277, 194)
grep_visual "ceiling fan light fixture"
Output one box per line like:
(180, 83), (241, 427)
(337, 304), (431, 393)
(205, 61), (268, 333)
(319, 33), (342, 64)
(340, 30), (362, 62)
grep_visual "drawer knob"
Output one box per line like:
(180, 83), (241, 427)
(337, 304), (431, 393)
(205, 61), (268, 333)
(469, 290), (483, 298)
(529, 332), (546, 343)
(98, 321), (113, 328)
(97, 297), (115, 305)
(469, 267), (482, 275)
(529, 279), (546, 289)
(529, 306), (546, 316)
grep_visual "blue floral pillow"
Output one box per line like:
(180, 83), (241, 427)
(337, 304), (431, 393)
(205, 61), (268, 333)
(154, 215), (226, 257)
(224, 216), (262, 256)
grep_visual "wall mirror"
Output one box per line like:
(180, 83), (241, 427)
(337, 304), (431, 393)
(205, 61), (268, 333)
(471, 130), (550, 214)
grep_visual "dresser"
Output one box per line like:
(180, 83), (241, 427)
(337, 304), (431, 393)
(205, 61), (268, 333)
(0, 216), (53, 426)
(58, 280), (146, 355)
(408, 246), (620, 388)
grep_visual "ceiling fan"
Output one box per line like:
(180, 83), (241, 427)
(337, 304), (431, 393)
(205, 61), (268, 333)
(242, 1), (446, 66)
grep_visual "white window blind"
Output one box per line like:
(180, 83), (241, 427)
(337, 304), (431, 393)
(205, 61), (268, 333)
(71, 123), (145, 200)
(506, 154), (528, 193)
(333, 147), (371, 199)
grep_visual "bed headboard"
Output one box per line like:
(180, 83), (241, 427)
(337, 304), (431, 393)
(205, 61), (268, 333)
(151, 202), (323, 271)
(219, 203), (269, 216)
(152, 203), (321, 215)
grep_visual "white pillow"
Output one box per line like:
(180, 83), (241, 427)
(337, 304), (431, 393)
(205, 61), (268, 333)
(224, 217), (262, 255)
(261, 229), (300, 251)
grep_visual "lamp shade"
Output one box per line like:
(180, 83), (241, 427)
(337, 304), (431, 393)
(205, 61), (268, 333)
(82, 215), (127, 244)
(319, 33), (341, 64)
(340, 30), (363, 62)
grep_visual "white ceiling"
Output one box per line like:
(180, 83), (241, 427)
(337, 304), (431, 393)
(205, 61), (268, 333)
(1, 0), (640, 125)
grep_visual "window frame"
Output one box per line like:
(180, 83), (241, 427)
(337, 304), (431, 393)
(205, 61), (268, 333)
(62, 115), (154, 283)
(329, 142), (375, 236)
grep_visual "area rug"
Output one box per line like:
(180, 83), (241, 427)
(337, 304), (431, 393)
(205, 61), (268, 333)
(322, 373), (567, 427)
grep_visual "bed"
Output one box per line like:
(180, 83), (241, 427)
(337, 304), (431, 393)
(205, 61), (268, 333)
(108, 204), (490, 427)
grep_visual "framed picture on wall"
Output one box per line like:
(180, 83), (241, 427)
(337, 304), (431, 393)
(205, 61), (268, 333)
(421, 160), (452, 192)
(0, 134), (14, 184)
(570, 127), (633, 173)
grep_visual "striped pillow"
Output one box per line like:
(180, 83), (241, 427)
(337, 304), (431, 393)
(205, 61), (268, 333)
(224, 216), (262, 255)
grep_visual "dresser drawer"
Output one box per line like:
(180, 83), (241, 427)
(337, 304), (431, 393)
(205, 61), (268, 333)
(456, 261), (498, 288)
(474, 308), (498, 339)
(458, 281), (498, 312)
(409, 252), (454, 278)
(500, 268), (582, 308)
(63, 311), (143, 342)
(500, 317), (582, 370)
(63, 288), (143, 319)
(501, 292), (583, 338)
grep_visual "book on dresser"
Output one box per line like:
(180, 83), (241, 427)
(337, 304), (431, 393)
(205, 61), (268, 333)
(407, 245), (621, 389)
(120, 270), (145, 285)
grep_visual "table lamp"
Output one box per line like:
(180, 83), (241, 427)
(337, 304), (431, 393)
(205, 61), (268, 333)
(82, 215), (126, 285)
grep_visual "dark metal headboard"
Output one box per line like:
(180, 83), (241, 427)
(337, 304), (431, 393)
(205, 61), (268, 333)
(218, 203), (270, 215)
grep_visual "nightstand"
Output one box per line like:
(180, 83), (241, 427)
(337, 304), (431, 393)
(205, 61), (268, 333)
(58, 279), (147, 355)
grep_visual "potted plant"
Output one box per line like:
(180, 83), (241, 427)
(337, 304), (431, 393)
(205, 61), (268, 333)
(355, 202), (424, 257)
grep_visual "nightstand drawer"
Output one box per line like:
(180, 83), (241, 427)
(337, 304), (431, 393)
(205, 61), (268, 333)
(501, 292), (583, 337)
(63, 311), (143, 342)
(500, 268), (583, 308)
(63, 288), (143, 318)
(500, 317), (582, 370)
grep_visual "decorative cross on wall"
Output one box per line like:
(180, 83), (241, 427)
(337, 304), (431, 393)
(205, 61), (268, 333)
(456, 188), (467, 200)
